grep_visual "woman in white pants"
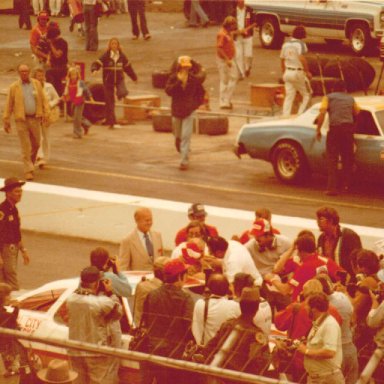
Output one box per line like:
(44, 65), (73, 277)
(50, 0), (63, 16)
(32, 0), (45, 15)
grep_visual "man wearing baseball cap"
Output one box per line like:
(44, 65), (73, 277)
(141, 258), (194, 383)
(0, 178), (30, 290)
(30, 11), (50, 64)
(165, 56), (206, 171)
(175, 203), (219, 246)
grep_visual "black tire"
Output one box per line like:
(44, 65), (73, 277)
(271, 141), (309, 184)
(348, 22), (372, 55)
(348, 57), (376, 89)
(152, 70), (171, 89)
(83, 83), (106, 123)
(259, 16), (284, 49)
(310, 77), (345, 96)
(323, 59), (361, 92)
(306, 55), (329, 77)
(197, 116), (228, 135)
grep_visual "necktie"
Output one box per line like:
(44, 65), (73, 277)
(144, 233), (154, 261)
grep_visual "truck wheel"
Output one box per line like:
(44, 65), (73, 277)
(272, 141), (309, 184)
(348, 57), (376, 89)
(259, 16), (284, 49)
(349, 22), (372, 55)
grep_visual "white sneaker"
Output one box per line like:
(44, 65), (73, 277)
(112, 124), (122, 129)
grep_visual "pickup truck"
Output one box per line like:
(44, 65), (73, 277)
(246, 0), (384, 55)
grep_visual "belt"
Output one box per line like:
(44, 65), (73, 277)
(287, 67), (303, 71)
(309, 369), (340, 379)
(25, 114), (36, 118)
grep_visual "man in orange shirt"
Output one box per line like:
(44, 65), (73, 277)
(30, 11), (50, 64)
(216, 16), (238, 109)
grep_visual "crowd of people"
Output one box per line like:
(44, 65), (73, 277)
(1, 177), (384, 383)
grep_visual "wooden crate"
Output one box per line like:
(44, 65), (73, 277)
(124, 95), (161, 121)
(250, 83), (284, 108)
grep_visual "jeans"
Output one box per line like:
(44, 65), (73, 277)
(128, 0), (149, 37)
(190, 0), (209, 25)
(282, 69), (311, 116)
(172, 113), (195, 166)
(72, 103), (91, 137)
(84, 4), (99, 51)
(326, 124), (355, 192)
(217, 57), (238, 107)
(15, 117), (41, 173)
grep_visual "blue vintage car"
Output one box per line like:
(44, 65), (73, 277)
(234, 97), (384, 184)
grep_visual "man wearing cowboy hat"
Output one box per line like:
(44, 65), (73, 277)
(37, 359), (78, 383)
(0, 178), (30, 291)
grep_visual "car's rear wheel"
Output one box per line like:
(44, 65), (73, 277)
(349, 22), (372, 55)
(259, 16), (284, 49)
(272, 142), (309, 184)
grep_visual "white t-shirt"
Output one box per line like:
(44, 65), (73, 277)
(280, 38), (308, 69)
(223, 240), (263, 285)
(254, 299), (272, 336)
(192, 296), (240, 345)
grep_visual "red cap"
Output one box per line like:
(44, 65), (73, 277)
(163, 259), (188, 277)
(181, 242), (202, 265)
(250, 218), (271, 237)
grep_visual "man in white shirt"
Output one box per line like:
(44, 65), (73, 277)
(192, 274), (240, 345)
(297, 292), (345, 384)
(280, 26), (312, 116)
(207, 236), (262, 286)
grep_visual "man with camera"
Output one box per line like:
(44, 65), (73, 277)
(296, 292), (344, 384)
(67, 266), (122, 383)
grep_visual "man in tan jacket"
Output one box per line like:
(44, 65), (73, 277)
(118, 207), (163, 271)
(3, 64), (49, 180)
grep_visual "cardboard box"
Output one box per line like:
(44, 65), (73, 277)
(124, 95), (161, 121)
(250, 83), (284, 108)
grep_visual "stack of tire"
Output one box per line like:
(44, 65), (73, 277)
(306, 56), (375, 95)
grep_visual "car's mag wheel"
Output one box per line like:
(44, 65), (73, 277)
(259, 16), (284, 49)
(272, 141), (309, 184)
(349, 22), (372, 55)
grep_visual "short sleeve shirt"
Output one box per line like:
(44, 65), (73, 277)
(217, 27), (235, 60)
(280, 38), (307, 69)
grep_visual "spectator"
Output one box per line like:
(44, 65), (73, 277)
(216, 16), (238, 109)
(233, 273), (272, 336)
(245, 218), (292, 276)
(197, 287), (270, 376)
(207, 236), (263, 286)
(133, 256), (169, 325)
(118, 207), (163, 271)
(189, 0), (209, 28)
(316, 206), (362, 276)
(351, 249), (380, 350)
(90, 246), (132, 298)
(264, 234), (343, 301)
(32, 0), (45, 15)
(37, 359), (78, 383)
(83, 0), (99, 51)
(316, 274), (358, 384)
(32, 67), (60, 169)
(50, 0), (63, 16)
(62, 66), (93, 139)
(165, 55), (205, 171)
(234, 207), (280, 245)
(315, 83), (360, 195)
(296, 292), (345, 384)
(30, 11), (50, 64)
(68, 0), (85, 35)
(3, 65), (49, 181)
(233, 0), (255, 79)
(127, 0), (151, 40)
(18, 0), (32, 30)
(192, 273), (240, 346)
(45, 22), (68, 98)
(141, 259), (194, 383)
(171, 221), (206, 258)
(175, 203), (218, 246)
(66, 266), (122, 383)
(280, 25), (312, 117)
(91, 37), (137, 130)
